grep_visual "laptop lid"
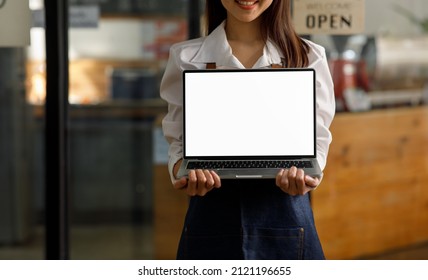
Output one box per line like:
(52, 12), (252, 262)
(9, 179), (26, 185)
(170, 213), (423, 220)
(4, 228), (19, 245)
(182, 68), (316, 160)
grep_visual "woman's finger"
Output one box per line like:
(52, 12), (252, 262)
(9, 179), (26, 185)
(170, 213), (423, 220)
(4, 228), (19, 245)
(276, 169), (285, 187)
(305, 175), (320, 188)
(295, 168), (306, 195)
(187, 170), (198, 196)
(173, 177), (188, 190)
(288, 166), (298, 195)
(203, 169), (215, 188)
(211, 171), (222, 188)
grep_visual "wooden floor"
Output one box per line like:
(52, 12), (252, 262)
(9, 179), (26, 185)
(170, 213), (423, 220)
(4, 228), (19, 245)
(360, 241), (428, 260)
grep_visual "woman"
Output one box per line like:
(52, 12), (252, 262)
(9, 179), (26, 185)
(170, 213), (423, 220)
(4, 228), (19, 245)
(160, 0), (335, 259)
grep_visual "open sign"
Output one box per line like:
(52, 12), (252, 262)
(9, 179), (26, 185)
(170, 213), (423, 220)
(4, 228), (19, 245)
(293, 0), (365, 35)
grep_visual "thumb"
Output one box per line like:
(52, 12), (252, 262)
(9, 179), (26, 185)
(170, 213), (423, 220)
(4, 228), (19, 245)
(304, 175), (319, 188)
(173, 177), (188, 189)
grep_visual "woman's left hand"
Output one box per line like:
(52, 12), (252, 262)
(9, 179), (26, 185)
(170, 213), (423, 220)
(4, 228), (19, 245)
(275, 166), (320, 196)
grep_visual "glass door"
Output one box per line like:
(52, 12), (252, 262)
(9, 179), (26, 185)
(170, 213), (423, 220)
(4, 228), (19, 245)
(1, 0), (203, 260)
(63, 0), (201, 259)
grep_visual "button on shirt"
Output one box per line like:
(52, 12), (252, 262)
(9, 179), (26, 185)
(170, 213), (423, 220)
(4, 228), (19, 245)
(160, 22), (335, 182)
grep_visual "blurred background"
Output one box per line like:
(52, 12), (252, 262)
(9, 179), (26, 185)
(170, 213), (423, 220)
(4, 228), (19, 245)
(0, 0), (428, 260)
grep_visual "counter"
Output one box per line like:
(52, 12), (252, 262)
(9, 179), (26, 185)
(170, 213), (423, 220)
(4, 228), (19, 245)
(312, 105), (428, 259)
(153, 105), (428, 259)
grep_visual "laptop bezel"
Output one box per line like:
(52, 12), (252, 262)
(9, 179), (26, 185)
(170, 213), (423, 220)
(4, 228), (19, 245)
(182, 68), (317, 160)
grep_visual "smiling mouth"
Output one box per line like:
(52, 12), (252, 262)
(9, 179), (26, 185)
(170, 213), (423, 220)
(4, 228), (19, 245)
(235, 1), (258, 7)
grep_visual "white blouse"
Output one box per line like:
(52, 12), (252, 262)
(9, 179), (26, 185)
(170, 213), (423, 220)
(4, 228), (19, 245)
(160, 22), (336, 182)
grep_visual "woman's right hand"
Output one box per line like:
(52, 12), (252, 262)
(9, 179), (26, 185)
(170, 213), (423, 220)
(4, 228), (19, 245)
(173, 159), (221, 196)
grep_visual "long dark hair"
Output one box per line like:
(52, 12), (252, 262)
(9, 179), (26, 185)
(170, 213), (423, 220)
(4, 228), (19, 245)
(205, 0), (309, 68)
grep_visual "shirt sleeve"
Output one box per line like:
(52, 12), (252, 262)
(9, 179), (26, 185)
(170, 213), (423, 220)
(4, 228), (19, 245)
(160, 46), (184, 183)
(312, 48), (336, 172)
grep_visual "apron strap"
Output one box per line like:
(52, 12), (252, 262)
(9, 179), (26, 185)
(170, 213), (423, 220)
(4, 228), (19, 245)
(271, 58), (287, 68)
(206, 62), (217, 69)
(206, 58), (286, 69)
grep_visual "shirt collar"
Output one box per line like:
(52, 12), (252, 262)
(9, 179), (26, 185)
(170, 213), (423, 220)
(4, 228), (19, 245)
(191, 21), (284, 69)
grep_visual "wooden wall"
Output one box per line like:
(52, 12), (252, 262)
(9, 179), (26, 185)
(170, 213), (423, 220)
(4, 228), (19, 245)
(312, 106), (428, 259)
(153, 165), (188, 260)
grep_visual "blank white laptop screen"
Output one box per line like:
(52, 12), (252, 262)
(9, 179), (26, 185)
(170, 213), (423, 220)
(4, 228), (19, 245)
(183, 69), (315, 158)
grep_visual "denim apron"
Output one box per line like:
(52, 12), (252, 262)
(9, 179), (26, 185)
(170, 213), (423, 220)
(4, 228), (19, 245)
(176, 179), (325, 260)
(176, 62), (325, 260)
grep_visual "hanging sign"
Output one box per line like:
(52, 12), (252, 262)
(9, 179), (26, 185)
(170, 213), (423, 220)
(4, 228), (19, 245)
(69, 6), (99, 28)
(0, 0), (31, 46)
(293, 0), (365, 35)
(32, 6), (100, 28)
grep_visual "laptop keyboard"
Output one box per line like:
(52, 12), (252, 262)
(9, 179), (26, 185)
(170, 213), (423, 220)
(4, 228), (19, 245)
(186, 160), (313, 170)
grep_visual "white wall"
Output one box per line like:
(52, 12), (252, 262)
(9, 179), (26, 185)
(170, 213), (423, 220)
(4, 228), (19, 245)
(365, 0), (428, 35)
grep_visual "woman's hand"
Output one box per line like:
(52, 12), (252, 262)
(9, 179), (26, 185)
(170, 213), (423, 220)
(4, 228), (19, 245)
(173, 160), (221, 196)
(275, 166), (320, 196)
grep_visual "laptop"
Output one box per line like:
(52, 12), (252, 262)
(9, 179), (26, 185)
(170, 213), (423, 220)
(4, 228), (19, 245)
(176, 68), (321, 179)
